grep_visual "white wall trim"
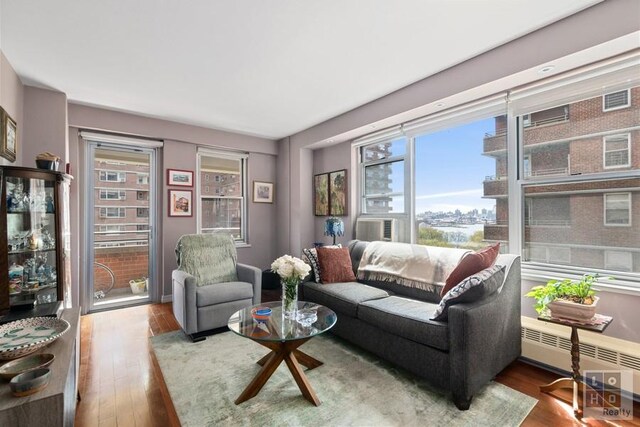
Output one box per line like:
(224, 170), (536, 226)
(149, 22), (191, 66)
(161, 294), (173, 303)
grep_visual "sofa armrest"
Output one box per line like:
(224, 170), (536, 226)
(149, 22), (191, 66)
(172, 270), (198, 334)
(447, 255), (521, 407)
(237, 263), (262, 305)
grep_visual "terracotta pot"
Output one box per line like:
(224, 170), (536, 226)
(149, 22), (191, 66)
(547, 296), (599, 321)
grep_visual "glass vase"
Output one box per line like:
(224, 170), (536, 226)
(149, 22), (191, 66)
(281, 280), (299, 320)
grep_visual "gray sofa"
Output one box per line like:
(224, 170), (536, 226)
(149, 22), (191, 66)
(300, 240), (521, 410)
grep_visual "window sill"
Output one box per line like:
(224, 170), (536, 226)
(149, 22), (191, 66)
(235, 242), (251, 249)
(521, 267), (640, 297)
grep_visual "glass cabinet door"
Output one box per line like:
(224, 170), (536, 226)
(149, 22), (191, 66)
(6, 175), (59, 307)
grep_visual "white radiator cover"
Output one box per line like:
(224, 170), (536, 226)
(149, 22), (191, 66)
(521, 317), (640, 395)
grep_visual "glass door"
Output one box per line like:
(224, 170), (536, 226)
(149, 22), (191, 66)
(85, 142), (157, 312)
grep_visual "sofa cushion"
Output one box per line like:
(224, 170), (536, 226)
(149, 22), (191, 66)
(302, 245), (341, 283)
(196, 281), (254, 307)
(301, 281), (389, 318)
(432, 264), (505, 321)
(317, 247), (357, 283)
(358, 296), (449, 351)
(441, 242), (500, 296)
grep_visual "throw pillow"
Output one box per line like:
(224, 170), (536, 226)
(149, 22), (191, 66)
(302, 245), (342, 283)
(440, 242), (500, 297)
(316, 247), (357, 284)
(431, 264), (505, 321)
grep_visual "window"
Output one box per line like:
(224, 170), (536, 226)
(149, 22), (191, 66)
(198, 149), (247, 242)
(137, 173), (149, 185)
(136, 191), (147, 201)
(136, 208), (149, 218)
(99, 170), (126, 182)
(99, 207), (125, 218)
(360, 137), (407, 214)
(99, 189), (126, 200)
(603, 89), (630, 111)
(604, 193), (631, 226)
(603, 134), (630, 168)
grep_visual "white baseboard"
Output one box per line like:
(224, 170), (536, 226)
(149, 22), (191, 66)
(161, 295), (172, 303)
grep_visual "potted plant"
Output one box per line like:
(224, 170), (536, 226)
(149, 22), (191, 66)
(525, 274), (602, 321)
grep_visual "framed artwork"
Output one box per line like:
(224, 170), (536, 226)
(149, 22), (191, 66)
(329, 169), (347, 216)
(167, 169), (194, 187)
(253, 181), (274, 203)
(0, 107), (17, 163)
(168, 189), (192, 217)
(314, 173), (329, 216)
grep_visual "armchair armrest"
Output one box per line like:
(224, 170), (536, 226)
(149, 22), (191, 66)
(237, 263), (262, 305)
(172, 270), (198, 334)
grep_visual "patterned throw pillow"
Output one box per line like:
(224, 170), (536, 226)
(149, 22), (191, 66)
(431, 264), (505, 321)
(316, 247), (357, 284)
(302, 245), (342, 283)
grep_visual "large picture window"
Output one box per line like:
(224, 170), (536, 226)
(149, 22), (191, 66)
(197, 149), (247, 242)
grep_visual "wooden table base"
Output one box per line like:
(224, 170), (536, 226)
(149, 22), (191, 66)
(235, 338), (324, 406)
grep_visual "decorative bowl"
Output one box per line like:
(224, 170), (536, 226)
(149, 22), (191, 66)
(35, 159), (59, 171)
(0, 317), (70, 361)
(0, 353), (55, 380)
(548, 296), (599, 322)
(296, 308), (318, 327)
(251, 307), (272, 324)
(9, 368), (51, 397)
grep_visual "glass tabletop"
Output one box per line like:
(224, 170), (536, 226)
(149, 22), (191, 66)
(228, 301), (337, 342)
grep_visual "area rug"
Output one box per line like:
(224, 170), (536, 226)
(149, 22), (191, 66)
(151, 331), (537, 427)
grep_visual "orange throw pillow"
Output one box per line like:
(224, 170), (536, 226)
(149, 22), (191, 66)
(440, 242), (500, 297)
(316, 247), (356, 284)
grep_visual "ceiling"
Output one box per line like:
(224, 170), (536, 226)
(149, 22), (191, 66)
(0, 1), (600, 139)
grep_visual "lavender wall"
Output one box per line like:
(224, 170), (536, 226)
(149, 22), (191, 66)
(312, 141), (354, 247)
(67, 104), (279, 302)
(0, 51), (24, 166)
(22, 86), (68, 167)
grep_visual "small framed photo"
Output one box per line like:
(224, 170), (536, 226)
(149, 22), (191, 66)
(253, 181), (274, 203)
(168, 189), (192, 217)
(0, 107), (17, 163)
(167, 169), (194, 187)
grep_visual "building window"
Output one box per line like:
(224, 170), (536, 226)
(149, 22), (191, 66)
(99, 170), (126, 182)
(99, 189), (126, 200)
(603, 134), (630, 169)
(604, 193), (631, 226)
(136, 208), (149, 218)
(603, 89), (630, 112)
(198, 149), (247, 242)
(137, 173), (149, 185)
(99, 207), (125, 218)
(136, 191), (147, 201)
(604, 250), (633, 272)
(360, 137), (407, 214)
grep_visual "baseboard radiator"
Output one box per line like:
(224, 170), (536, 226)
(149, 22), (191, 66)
(521, 317), (640, 395)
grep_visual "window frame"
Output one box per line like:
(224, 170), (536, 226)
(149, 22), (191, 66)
(603, 133), (631, 169)
(99, 189), (126, 200)
(604, 192), (631, 227)
(99, 207), (126, 218)
(196, 148), (249, 245)
(99, 170), (126, 182)
(602, 89), (630, 112)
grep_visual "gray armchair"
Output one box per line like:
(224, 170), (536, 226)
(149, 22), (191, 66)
(172, 234), (261, 342)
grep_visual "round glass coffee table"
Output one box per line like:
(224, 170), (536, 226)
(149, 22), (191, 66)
(228, 301), (337, 406)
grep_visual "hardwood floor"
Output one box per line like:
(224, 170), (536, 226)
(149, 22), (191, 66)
(75, 301), (639, 427)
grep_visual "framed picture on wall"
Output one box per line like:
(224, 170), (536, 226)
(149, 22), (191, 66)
(314, 173), (329, 216)
(329, 169), (347, 216)
(167, 169), (194, 187)
(253, 181), (274, 203)
(0, 107), (17, 163)
(168, 189), (192, 217)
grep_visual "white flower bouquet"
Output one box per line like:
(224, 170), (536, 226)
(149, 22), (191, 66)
(271, 255), (311, 318)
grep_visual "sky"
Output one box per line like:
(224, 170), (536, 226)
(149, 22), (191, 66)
(414, 117), (498, 214)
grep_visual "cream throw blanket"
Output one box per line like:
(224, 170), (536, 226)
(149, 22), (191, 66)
(357, 242), (470, 292)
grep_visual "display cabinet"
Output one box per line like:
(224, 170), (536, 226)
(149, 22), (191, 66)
(0, 166), (72, 321)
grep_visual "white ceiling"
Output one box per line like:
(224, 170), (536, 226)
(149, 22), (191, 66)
(0, 1), (600, 139)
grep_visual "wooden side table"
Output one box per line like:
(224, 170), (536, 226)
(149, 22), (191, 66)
(537, 313), (613, 418)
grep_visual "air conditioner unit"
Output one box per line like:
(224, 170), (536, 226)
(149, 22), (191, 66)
(355, 218), (398, 242)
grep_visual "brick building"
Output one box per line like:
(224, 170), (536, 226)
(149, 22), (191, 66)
(200, 169), (242, 236)
(483, 86), (640, 272)
(93, 157), (150, 293)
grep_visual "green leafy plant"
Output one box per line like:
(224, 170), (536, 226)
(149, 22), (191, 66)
(525, 274), (603, 314)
